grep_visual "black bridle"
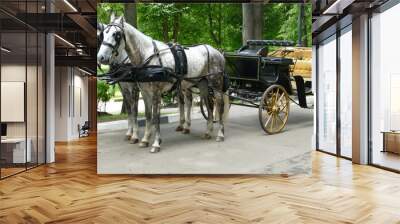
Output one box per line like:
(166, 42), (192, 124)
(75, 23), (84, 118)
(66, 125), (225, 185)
(100, 23), (126, 57)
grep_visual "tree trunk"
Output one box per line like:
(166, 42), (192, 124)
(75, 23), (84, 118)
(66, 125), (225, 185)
(172, 12), (180, 42)
(297, 4), (305, 47)
(162, 20), (169, 42)
(207, 4), (222, 48)
(124, 3), (137, 27)
(242, 3), (263, 45)
(122, 3), (137, 114)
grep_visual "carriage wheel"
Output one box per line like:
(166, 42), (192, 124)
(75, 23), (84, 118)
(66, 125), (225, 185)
(259, 85), (290, 134)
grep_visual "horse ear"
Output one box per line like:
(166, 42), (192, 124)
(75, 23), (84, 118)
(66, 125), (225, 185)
(97, 22), (104, 31)
(119, 16), (125, 28)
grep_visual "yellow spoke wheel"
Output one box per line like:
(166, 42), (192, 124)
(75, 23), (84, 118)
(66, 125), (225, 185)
(258, 85), (290, 134)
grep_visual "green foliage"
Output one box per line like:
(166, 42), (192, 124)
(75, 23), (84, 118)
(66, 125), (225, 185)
(97, 3), (312, 53)
(275, 4), (312, 46)
(162, 93), (174, 106)
(97, 3), (124, 24)
(97, 80), (116, 103)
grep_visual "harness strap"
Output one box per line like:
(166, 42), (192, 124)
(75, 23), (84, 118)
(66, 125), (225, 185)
(152, 40), (163, 66)
(204, 45), (210, 74)
(168, 42), (188, 76)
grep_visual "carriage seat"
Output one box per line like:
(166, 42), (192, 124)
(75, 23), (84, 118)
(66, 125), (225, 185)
(261, 57), (293, 65)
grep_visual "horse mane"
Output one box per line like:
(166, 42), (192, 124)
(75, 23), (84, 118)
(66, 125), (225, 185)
(117, 17), (155, 66)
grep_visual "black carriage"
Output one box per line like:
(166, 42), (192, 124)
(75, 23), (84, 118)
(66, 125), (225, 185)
(212, 40), (312, 134)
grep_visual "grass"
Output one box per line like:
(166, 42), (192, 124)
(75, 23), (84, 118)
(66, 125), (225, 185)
(98, 112), (176, 123)
(98, 113), (144, 123)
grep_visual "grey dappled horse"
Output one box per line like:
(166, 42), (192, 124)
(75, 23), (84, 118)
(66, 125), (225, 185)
(98, 22), (140, 143)
(97, 15), (229, 153)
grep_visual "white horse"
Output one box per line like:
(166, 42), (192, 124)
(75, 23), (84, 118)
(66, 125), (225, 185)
(98, 21), (190, 143)
(97, 15), (229, 153)
(98, 22), (140, 143)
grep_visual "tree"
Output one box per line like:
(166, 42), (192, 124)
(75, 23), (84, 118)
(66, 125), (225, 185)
(97, 80), (116, 112)
(124, 3), (137, 27)
(121, 3), (137, 114)
(97, 3), (312, 49)
(207, 4), (223, 49)
(277, 4), (312, 47)
(297, 3), (305, 46)
(138, 4), (188, 42)
(242, 3), (264, 45)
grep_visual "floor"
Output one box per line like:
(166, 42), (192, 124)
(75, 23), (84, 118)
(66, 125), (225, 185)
(0, 167), (25, 178)
(1, 135), (400, 223)
(98, 105), (313, 174)
(373, 150), (400, 171)
(1, 163), (45, 179)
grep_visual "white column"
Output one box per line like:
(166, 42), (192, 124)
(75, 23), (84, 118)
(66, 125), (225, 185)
(352, 14), (369, 164)
(45, 0), (55, 163)
(312, 45), (317, 150)
(46, 33), (55, 163)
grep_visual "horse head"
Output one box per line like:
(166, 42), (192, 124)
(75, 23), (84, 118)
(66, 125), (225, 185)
(97, 13), (126, 65)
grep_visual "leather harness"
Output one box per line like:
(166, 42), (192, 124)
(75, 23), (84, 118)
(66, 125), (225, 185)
(99, 23), (223, 90)
(167, 43), (188, 77)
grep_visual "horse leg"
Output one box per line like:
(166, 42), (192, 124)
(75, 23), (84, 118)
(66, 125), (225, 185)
(214, 92), (225, 142)
(182, 91), (192, 134)
(129, 90), (140, 144)
(125, 107), (133, 140)
(198, 80), (213, 139)
(150, 92), (162, 153)
(120, 85), (133, 140)
(175, 91), (185, 132)
(139, 92), (152, 148)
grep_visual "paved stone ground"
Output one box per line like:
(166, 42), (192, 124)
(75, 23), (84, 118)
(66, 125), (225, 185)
(98, 104), (313, 174)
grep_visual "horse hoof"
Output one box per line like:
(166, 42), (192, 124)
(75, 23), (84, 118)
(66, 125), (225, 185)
(130, 138), (139, 144)
(202, 134), (212, 140)
(124, 135), (131, 141)
(150, 147), (160, 153)
(182, 129), (190, 134)
(175, 126), (183, 132)
(139, 141), (149, 148)
(216, 136), (224, 142)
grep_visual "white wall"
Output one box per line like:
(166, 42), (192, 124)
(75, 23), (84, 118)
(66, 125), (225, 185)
(1, 63), (46, 164)
(54, 67), (89, 141)
(55, 66), (69, 141)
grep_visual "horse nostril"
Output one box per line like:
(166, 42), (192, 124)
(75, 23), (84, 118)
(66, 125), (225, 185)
(101, 56), (105, 62)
